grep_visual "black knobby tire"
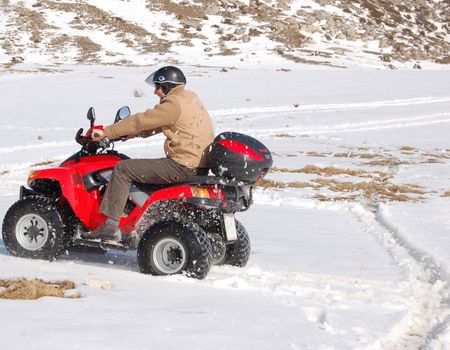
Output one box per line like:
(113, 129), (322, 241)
(2, 196), (65, 260)
(209, 232), (227, 265)
(58, 203), (78, 249)
(137, 220), (213, 279)
(223, 220), (251, 267)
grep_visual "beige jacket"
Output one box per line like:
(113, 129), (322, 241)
(104, 85), (215, 168)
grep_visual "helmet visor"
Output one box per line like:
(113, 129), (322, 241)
(144, 72), (156, 86)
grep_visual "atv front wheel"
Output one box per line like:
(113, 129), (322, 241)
(2, 196), (65, 260)
(137, 220), (213, 279)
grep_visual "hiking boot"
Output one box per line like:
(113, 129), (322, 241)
(82, 218), (121, 242)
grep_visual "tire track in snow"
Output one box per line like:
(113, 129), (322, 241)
(0, 125), (76, 131)
(252, 192), (450, 349)
(0, 141), (75, 154)
(1, 96), (448, 150)
(243, 112), (450, 137)
(369, 204), (450, 350)
(205, 266), (409, 309)
(210, 96), (450, 118)
(0, 138), (162, 154)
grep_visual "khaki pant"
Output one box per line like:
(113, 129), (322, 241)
(100, 158), (201, 220)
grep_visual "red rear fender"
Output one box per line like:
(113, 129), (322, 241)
(119, 185), (226, 234)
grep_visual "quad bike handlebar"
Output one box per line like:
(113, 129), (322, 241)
(75, 106), (131, 154)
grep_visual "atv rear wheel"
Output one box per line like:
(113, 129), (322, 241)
(222, 220), (251, 267)
(2, 196), (65, 260)
(137, 220), (213, 279)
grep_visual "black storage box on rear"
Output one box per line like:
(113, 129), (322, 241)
(209, 132), (273, 182)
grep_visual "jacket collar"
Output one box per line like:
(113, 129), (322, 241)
(166, 84), (185, 96)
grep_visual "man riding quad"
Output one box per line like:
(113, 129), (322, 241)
(85, 66), (215, 241)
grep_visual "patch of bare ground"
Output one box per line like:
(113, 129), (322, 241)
(256, 176), (425, 202)
(422, 151), (450, 160)
(400, 145), (415, 151)
(306, 151), (328, 157)
(0, 2), (55, 65)
(275, 50), (345, 68)
(422, 158), (443, 164)
(41, 0), (170, 55)
(333, 152), (381, 159)
(147, 0), (208, 46)
(73, 36), (102, 63)
(31, 160), (55, 167)
(312, 178), (426, 202)
(256, 178), (317, 189)
(275, 134), (295, 138)
(147, 0), (207, 20)
(313, 194), (358, 202)
(271, 165), (389, 179)
(361, 159), (411, 167)
(0, 278), (81, 300)
(36, 66), (72, 73)
(306, 150), (386, 160)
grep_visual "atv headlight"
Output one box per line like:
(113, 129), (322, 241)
(28, 170), (40, 182)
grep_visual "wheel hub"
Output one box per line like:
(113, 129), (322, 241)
(16, 214), (49, 251)
(26, 224), (44, 242)
(209, 233), (226, 264)
(152, 238), (186, 274)
(167, 246), (182, 264)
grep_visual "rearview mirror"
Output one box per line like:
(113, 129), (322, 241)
(114, 106), (131, 123)
(87, 107), (96, 127)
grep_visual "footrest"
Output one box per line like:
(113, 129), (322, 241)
(73, 238), (128, 251)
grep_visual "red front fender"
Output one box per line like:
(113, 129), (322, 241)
(28, 167), (106, 228)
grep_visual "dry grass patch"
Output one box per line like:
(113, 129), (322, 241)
(257, 177), (426, 202)
(40, 0), (170, 56)
(306, 151), (328, 157)
(313, 194), (358, 202)
(313, 178), (425, 202)
(275, 134), (295, 138)
(361, 159), (410, 167)
(333, 152), (381, 159)
(31, 160), (54, 167)
(256, 179), (286, 188)
(400, 146), (417, 154)
(0, 278), (81, 300)
(256, 178), (315, 189)
(73, 36), (102, 63)
(271, 165), (389, 179)
(422, 152), (450, 160)
(306, 150), (386, 160)
(422, 158), (443, 164)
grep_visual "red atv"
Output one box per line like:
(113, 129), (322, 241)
(2, 107), (272, 279)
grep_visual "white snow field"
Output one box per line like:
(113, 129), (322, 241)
(0, 66), (449, 350)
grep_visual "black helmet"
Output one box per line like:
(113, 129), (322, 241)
(145, 66), (186, 95)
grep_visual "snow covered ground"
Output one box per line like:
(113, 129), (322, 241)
(0, 66), (449, 349)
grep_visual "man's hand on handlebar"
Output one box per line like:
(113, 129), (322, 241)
(91, 129), (106, 141)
